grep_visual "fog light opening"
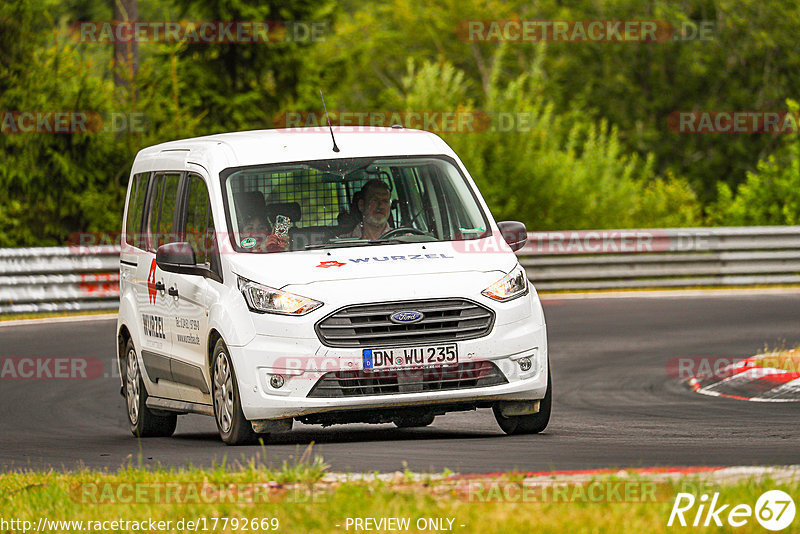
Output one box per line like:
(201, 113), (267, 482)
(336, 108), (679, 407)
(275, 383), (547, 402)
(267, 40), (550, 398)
(269, 374), (285, 389)
(518, 357), (532, 372)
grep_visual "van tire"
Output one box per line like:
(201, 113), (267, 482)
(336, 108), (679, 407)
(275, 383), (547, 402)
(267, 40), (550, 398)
(124, 339), (177, 438)
(212, 339), (259, 445)
(493, 364), (552, 435)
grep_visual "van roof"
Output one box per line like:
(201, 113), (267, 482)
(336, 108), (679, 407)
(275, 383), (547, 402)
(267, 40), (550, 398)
(135, 126), (456, 169)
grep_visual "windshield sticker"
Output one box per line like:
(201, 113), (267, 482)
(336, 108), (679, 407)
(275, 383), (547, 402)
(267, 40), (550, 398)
(459, 227), (486, 234)
(240, 237), (257, 249)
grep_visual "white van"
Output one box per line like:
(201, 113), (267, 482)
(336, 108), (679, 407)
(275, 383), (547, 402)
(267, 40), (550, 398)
(117, 126), (550, 445)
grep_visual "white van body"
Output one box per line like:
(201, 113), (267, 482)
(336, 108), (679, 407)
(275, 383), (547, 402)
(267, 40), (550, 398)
(117, 127), (550, 444)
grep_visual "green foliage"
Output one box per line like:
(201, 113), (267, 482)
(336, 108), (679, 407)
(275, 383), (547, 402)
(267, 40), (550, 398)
(1, 0), (798, 246)
(515, 0), (800, 203)
(0, 0), (208, 246)
(394, 54), (701, 230)
(0, 5), (118, 245)
(707, 102), (800, 225)
(169, 0), (335, 132)
(310, 0), (800, 205)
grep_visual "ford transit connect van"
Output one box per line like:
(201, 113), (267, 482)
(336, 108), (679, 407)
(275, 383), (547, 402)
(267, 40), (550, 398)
(117, 127), (551, 445)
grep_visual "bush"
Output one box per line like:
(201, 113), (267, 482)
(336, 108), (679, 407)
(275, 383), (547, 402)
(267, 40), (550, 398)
(393, 51), (701, 230)
(0, 4), (202, 246)
(707, 100), (800, 226)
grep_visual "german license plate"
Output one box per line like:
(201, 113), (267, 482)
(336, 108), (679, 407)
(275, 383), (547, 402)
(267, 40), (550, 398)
(363, 344), (458, 371)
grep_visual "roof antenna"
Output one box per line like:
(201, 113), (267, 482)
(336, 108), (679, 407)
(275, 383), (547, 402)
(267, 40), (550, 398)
(320, 90), (340, 153)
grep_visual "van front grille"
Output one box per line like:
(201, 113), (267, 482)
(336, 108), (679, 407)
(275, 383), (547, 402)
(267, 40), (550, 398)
(307, 361), (507, 398)
(314, 298), (494, 347)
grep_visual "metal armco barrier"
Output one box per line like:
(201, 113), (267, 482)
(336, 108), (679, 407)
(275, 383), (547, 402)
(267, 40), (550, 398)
(1, 226), (800, 314)
(0, 246), (121, 314)
(519, 226), (800, 290)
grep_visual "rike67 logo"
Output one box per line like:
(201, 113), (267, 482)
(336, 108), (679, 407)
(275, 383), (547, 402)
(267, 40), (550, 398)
(668, 490), (796, 531)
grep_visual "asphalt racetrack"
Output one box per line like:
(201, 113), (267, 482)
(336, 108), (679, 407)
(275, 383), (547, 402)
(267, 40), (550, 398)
(1, 292), (799, 473)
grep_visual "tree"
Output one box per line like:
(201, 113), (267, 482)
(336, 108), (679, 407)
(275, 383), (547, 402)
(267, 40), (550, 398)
(112, 0), (140, 97)
(168, 0), (335, 133)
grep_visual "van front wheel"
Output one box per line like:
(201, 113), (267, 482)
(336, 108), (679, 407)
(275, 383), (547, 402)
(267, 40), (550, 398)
(493, 365), (552, 435)
(212, 339), (259, 445)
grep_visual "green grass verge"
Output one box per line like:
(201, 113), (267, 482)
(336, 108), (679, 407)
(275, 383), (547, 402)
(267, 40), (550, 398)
(1, 458), (797, 533)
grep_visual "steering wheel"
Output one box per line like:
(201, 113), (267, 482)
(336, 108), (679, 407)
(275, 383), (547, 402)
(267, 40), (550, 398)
(379, 227), (428, 239)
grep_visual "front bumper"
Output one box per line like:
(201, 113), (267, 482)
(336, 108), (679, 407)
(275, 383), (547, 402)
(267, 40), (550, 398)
(230, 301), (548, 421)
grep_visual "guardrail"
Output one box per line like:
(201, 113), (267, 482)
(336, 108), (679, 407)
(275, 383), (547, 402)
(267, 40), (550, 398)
(518, 226), (800, 291)
(2, 227), (800, 314)
(0, 246), (121, 314)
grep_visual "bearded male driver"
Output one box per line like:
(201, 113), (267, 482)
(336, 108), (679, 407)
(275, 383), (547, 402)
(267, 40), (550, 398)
(341, 179), (393, 240)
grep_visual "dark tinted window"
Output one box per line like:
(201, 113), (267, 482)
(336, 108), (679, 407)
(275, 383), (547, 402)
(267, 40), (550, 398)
(124, 172), (149, 249)
(145, 173), (181, 251)
(184, 175), (215, 266)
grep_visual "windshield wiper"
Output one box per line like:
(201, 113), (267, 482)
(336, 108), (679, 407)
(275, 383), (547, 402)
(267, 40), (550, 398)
(304, 235), (433, 250)
(304, 241), (374, 250)
(365, 238), (406, 245)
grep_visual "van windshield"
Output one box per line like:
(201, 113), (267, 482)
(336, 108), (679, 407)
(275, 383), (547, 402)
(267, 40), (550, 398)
(221, 156), (490, 253)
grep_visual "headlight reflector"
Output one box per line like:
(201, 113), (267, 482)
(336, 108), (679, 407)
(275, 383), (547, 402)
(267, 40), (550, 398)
(238, 276), (322, 315)
(482, 265), (529, 302)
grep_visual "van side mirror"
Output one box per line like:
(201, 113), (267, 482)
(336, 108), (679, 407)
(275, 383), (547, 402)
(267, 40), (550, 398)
(497, 221), (528, 252)
(156, 242), (196, 268)
(155, 242), (222, 283)
(157, 242), (223, 283)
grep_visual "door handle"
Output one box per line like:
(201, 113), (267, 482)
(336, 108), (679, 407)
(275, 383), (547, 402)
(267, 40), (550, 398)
(154, 281), (166, 291)
(168, 287), (179, 297)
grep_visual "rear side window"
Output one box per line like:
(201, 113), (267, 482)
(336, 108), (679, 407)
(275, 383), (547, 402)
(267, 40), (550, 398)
(145, 173), (182, 252)
(124, 172), (149, 249)
(183, 175), (215, 266)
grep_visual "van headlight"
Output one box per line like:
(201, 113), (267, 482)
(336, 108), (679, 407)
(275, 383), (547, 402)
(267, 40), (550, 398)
(481, 265), (529, 302)
(237, 276), (323, 315)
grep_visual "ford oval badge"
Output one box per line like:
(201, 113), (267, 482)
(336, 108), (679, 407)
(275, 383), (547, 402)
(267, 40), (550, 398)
(390, 310), (424, 324)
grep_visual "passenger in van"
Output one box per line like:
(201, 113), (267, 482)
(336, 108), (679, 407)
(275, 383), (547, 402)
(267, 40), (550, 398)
(241, 213), (290, 253)
(340, 179), (392, 240)
(234, 190), (290, 253)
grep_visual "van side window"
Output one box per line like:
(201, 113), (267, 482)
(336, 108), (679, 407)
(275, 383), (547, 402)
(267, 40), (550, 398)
(124, 172), (149, 249)
(145, 173), (182, 252)
(184, 175), (215, 266)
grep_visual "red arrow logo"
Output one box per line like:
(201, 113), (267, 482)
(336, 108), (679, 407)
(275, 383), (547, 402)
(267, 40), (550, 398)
(147, 258), (157, 303)
(316, 260), (346, 268)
